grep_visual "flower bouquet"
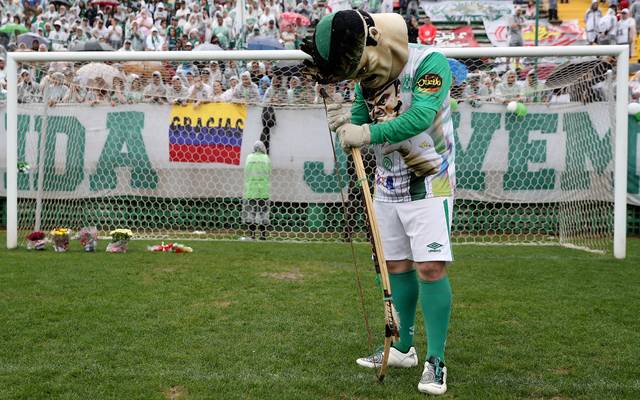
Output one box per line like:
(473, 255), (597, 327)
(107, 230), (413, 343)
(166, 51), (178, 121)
(26, 231), (46, 250)
(50, 228), (71, 252)
(106, 229), (133, 253)
(78, 226), (98, 252)
(147, 242), (193, 253)
(17, 161), (30, 174)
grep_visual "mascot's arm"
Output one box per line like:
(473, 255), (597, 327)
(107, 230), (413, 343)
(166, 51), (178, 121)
(369, 52), (452, 145)
(350, 84), (373, 126)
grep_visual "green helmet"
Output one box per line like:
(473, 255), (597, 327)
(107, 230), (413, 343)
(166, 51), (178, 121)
(302, 10), (378, 83)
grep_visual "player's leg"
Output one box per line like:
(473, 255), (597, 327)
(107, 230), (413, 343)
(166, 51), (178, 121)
(356, 201), (419, 369)
(399, 197), (453, 395)
(388, 259), (419, 354)
(243, 199), (257, 240)
(416, 261), (450, 363)
(416, 261), (450, 395)
(257, 199), (269, 241)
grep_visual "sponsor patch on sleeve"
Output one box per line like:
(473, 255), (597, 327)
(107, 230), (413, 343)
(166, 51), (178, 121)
(416, 73), (443, 93)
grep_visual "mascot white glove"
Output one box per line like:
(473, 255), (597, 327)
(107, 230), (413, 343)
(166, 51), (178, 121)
(326, 103), (352, 131)
(383, 142), (443, 177)
(337, 124), (371, 151)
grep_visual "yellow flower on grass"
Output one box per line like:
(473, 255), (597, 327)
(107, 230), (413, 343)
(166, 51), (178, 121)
(110, 229), (134, 239)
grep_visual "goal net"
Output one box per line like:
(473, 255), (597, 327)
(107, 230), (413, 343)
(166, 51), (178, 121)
(1, 47), (628, 256)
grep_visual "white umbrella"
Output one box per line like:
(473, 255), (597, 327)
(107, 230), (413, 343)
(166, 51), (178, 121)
(193, 43), (223, 51)
(76, 62), (124, 88)
(17, 32), (49, 47)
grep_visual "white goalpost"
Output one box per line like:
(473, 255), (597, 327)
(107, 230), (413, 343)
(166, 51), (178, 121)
(3, 46), (628, 258)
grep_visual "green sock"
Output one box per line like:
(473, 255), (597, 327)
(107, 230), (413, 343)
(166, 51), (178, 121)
(389, 269), (418, 353)
(419, 275), (452, 362)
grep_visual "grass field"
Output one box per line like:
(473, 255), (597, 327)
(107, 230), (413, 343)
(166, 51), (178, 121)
(1, 236), (639, 400)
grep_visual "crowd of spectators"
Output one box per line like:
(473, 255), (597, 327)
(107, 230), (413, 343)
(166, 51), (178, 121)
(0, 0), (379, 105)
(0, 0), (631, 107)
(12, 57), (360, 106)
(0, 0), (335, 53)
(453, 68), (569, 105)
(585, 0), (639, 57)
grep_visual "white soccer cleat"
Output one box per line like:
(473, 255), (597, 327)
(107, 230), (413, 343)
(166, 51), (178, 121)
(417, 357), (447, 395)
(356, 346), (419, 369)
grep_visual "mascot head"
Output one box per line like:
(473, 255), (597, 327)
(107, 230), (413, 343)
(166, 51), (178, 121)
(302, 11), (409, 90)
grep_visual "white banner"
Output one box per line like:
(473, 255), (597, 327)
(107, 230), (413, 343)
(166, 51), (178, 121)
(484, 16), (586, 47)
(421, 0), (513, 22)
(1, 102), (639, 206)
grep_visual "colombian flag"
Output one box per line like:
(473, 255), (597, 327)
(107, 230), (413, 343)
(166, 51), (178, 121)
(169, 103), (246, 165)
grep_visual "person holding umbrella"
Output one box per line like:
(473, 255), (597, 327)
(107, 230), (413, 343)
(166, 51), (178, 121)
(17, 32), (49, 49)
(0, 20), (28, 40)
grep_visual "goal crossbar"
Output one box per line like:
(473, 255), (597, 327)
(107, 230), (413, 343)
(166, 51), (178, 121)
(4, 45), (629, 258)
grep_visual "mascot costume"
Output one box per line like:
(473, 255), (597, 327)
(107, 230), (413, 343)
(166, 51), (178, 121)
(303, 11), (455, 395)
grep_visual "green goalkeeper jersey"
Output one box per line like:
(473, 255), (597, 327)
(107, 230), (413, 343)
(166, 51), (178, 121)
(351, 45), (455, 203)
(243, 152), (271, 200)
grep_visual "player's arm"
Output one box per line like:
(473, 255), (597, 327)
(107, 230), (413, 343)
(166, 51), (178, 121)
(368, 52), (452, 145)
(350, 83), (372, 125)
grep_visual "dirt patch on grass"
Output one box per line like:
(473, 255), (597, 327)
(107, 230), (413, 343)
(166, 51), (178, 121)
(142, 267), (178, 285)
(191, 300), (233, 308)
(260, 269), (304, 282)
(191, 300), (233, 309)
(142, 272), (154, 285)
(551, 367), (573, 375)
(164, 385), (187, 400)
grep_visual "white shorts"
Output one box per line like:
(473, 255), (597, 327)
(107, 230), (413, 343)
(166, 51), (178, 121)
(374, 197), (453, 263)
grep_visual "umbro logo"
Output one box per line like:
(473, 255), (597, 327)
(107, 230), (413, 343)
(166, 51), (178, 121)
(427, 242), (443, 253)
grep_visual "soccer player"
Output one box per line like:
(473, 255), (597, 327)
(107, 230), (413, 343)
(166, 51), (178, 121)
(303, 11), (455, 395)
